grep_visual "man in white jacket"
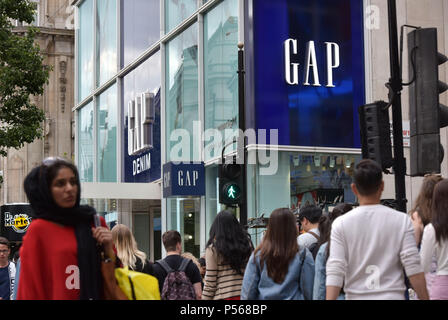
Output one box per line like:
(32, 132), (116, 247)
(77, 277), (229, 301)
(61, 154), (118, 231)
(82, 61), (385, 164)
(326, 159), (428, 300)
(0, 237), (15, 300)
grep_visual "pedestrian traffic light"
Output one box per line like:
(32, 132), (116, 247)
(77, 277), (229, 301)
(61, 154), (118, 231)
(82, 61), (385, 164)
(358, 101), (394, 172)
(408, 28), (448, 176)
(219, 157), (244, 206)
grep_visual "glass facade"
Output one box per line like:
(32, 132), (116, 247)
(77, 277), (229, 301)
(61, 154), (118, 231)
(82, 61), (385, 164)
(97, 84), (117, 182)
(82, 199), (118, 229)
(78, 101), (94, 182)
(78, 0), (94, 102)
(203, 0), (239, 161)
(96, 0), (117, 87)
(165, 23), (199, 163)
(166, 197), (201, 257)
(247, 151), (361, 246)
(122, 51), (161, 183)
(75, 0), (364, 257)
(121, 0), (160, 68)
(165, 0), (198, 33)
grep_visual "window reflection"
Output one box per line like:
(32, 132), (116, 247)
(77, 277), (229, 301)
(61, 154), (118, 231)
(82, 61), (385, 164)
(165, 0), (197, 33)
(166, 24), (199, 162)
(96, 0), (117, 87)
(78, 102), (94, 182)
(97, 84), (117, 182)
(204, 0), (239, 161)
(78, 0), (94, 102)
(122, 52), (161, 183)
(122, 0), (160, 68)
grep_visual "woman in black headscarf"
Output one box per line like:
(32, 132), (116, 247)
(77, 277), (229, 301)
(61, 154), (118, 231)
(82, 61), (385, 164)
(17, 157), (124, 300)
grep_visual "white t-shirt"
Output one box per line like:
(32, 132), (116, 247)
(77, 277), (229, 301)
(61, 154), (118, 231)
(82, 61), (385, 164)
(420, 223), (448, 275)
(326, 204), (422, 300)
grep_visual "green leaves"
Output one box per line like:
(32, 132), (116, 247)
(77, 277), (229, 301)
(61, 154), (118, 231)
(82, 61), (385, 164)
(0, 0), (49, 156)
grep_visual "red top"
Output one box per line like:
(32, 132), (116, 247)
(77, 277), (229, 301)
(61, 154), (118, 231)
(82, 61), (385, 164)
(17, 217), (106, 300)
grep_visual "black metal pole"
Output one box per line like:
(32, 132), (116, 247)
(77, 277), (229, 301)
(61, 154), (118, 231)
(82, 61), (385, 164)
(387, 0), (407, 213)
(238, 43), (247, 227)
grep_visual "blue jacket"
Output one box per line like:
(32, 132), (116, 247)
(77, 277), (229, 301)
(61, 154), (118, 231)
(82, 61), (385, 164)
(241, 247), (315, 300)
(313, 243), (345, 300)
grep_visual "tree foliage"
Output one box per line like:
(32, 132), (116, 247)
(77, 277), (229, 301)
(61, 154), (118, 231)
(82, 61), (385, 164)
(0, 0), (51, 156)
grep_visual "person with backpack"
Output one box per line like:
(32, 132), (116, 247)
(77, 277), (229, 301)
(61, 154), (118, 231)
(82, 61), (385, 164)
(297, 204), (322, 258)
(202, 211), (253, 300)
(152, 230), (202, 300)
(312, 203), (353, 300)
(241, 208), (315, 300)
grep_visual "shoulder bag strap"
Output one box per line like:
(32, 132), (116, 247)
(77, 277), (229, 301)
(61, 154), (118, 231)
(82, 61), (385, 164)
(179, 258), (191, 272)
(297, 248), (307, 286)
(307, 231), (320, 241)
(156, 259), (174, 274)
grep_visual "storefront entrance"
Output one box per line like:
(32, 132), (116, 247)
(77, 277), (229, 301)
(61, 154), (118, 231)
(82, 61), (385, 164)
(167, 198), (201, 258)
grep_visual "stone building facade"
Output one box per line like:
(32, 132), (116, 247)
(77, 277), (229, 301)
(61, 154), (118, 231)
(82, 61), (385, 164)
(0, 0), (75, 204)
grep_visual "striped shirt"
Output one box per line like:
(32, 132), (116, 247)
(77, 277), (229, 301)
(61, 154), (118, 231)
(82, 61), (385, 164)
(202, 246), (245, 300)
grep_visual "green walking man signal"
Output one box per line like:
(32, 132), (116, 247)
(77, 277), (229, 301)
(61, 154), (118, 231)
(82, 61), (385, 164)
(218, 156), (244, 206)
(225, 183), (241, 200)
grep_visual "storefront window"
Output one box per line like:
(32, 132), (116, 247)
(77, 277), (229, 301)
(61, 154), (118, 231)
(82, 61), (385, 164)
(78, 0), (94, 102)
(167, 198), (200, 258)
(134, 213), (150, 257)
(96, 0), (117, 87)
(97, 83), (117, 182)
(122, 52), (161, 183)
(164, 0), (197, 33)
(81, 199), (118, 229)
(165, 23), (199, 163)
(121, 0), (160, 68)
(205, 165), (226, 239)
(78, 102), (94, 182)
(203, 0), (239, 161)
(247, 151), (361, 245)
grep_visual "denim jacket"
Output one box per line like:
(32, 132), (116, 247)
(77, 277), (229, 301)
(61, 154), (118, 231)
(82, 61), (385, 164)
(313, 242), (345, 300)
(241, 247), (315, 300)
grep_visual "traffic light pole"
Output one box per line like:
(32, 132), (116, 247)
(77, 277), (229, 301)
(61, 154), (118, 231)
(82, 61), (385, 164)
(237, 43), (247, 227)
(387, 0), (407, 213)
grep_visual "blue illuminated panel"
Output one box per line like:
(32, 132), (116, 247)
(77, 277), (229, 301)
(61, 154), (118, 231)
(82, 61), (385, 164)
(253, 0), (365, 148)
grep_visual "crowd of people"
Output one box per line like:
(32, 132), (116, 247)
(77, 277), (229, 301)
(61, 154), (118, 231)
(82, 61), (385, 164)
(0, 157), (447, 300)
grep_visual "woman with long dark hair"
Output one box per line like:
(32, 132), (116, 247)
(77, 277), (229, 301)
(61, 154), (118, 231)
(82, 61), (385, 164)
(241, 208), (315, 300)
(410, 174), (443, 245)
(202, 210), (253, 300)
(313, 203), (352, 300)
(17, 157), (125, 300)
(420, 179), (448, 300)
(409, 174), (442, 298)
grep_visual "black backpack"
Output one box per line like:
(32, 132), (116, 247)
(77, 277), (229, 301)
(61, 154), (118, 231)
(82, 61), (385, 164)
(308, 242), (319, 260)
(307, 231), (320, 260)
